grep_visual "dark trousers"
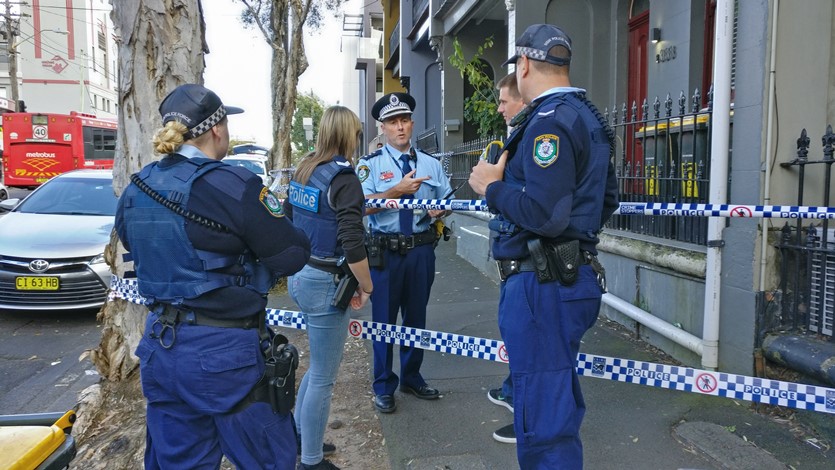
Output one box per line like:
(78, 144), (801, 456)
(136, 314), (297, 469)
(499, 266), (601, 470)
(370, 243), (436, 395)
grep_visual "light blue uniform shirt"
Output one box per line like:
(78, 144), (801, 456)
(358, 143), (452, 235)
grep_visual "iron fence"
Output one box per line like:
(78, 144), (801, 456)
(771, 126), (835, 340)
(605, 89), (715, 245)
(443, 135), (499, 201)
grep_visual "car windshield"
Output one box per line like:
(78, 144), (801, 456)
(225, 159), (266, 176)
(16, 176), (117, 216)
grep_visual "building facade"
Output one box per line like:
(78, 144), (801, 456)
(362, 0), (835, 383)
(0, 0), (117, 118)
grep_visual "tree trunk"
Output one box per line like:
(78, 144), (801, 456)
(268, 0), (310, 171)
(73, 1), (207, 466)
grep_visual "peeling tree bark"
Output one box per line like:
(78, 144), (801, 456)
(73, 1), (206, 466)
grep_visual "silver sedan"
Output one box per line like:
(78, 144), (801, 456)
(0, 170), (116, 311)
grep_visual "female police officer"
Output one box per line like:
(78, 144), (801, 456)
(116, 84), (311, 469)
(283, 106), (373, 470)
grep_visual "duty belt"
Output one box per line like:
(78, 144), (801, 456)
(496, 251), (594, 282)
(376, 231), (436, 252)
(307, 256), (343, 275)
(157, 305), (262, 329)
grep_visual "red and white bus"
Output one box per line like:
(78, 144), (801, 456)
(2, 111), (117, 188)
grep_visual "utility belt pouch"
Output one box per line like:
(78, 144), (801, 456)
(264, 334), (299, 415)
(331, 257), (359, 310)
(552, 239), (582, 286)
(527, 239), (558, 283)
(365, 235), (385, 269)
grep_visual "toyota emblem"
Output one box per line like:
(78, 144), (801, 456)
(29, 259), (50, 273)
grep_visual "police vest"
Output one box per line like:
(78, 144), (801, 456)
(287, 156), (355, 258)
(121, 156), (274, 305)
(490, 92), (612, 248)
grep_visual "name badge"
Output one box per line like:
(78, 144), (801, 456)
(288, 181), (320, 212)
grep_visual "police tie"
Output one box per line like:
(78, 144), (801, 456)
(399, 154), (414, 236)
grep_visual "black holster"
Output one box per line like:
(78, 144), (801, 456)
(331, 257), (359, 310)
(527, 239), (582, 285)
(264, 334), (299, 415)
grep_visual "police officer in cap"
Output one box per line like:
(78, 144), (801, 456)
(358, 92), (452, 413)
(116, 84), (311, 469)
(469, 24), (618, 469)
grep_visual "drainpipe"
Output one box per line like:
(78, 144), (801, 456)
(758, 0), (779, 291)
(702, 0), (734, 371)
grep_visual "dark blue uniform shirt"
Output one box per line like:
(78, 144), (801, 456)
(486, 89), (617, 259)
(115, 145), (311, 317)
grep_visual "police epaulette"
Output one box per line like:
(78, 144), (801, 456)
(360, 149), (383, 161)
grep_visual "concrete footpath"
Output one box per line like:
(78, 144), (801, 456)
(287, 237), (835, 469)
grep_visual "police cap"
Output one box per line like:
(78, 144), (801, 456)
(372, 92), (416, 122)
(502, 24), (572, 67)
(159, 84), (244, 139)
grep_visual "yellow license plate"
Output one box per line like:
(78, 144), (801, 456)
(15, 276), (60, 290)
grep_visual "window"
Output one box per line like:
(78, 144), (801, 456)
(83, 126), (117, 161)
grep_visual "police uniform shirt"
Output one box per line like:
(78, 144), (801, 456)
(358, 144), (452, 235)
(485, 87), (612, 260)
(115, 144), (311, 317)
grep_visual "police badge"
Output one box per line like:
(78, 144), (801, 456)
(533, 134), (559, 168)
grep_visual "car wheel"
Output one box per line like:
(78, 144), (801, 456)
(0, 189), (7, 201)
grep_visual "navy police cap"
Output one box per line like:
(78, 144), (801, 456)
(159, 84), (244, 139)
(372, 92), (416, 122)
(503, 24), (572, 67)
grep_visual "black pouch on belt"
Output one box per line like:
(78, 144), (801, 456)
(527, 238), (558, 283)
(365, 235), (385, 269)
(552, 239), (582, 286)
(265, 334), (299, 415)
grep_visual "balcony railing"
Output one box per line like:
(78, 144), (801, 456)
(388, 20), (400, 63)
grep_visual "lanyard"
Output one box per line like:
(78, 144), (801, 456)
(384, 146), (416, 175)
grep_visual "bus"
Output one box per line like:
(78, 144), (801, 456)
(1, 111), (117, 188)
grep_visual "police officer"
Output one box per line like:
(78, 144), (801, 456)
(487, 71), (527, 444)
(469, 25), (618, 469)
(115, 84), (311, 469)
(358, 92), (452, 413)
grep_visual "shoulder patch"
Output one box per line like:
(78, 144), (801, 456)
(533, 134), (559, 168)
(259, 187), (284, 217)
(357, 164), (371, 183)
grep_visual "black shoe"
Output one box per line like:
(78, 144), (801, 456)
(297, 441), (336, 456)
(373, 394), (396, 413)
(400, 384), (440, 400)
(299, 458), (341, 470)
(487, 388), (514, 413)
(492, 423), (517, 444)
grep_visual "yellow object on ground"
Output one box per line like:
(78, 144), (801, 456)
(0, 410), (75, 470)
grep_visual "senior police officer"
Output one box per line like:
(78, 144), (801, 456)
(358, 92), (452, 413)
(115, 84), (311, 469)
(469, 25), (618, 469)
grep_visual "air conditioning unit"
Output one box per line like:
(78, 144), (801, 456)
(808, 230), (835, 335)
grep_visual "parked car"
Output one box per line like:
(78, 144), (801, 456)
(223, 154), (271, 187)
(0, 170), (116, 311)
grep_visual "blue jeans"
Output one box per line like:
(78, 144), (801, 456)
(289, 265), (350, 465)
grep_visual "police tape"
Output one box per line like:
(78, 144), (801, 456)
(364, 199), (835, 219)
(109, 275), (835, 415)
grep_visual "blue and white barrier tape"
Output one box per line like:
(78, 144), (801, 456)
(363, 198), (835, 219)
(109, 276), (835, 415)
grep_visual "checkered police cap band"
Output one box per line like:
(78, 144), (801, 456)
(378, 102), (412, 120)
(515, 46), (570, 66)
(184, 105), (226, 140)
